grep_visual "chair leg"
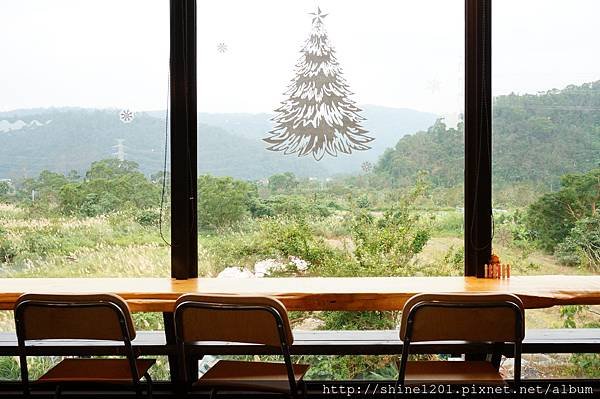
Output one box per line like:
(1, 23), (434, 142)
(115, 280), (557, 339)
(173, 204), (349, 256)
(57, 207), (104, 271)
(54, 384), (62, 399)
(22, 383), (30, 399)
(144, 372), (153, 399)
(291, 381), (306, 399)
(301, 381), (308, 399)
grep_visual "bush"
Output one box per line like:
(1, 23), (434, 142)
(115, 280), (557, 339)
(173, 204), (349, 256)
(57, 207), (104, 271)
(560, 305), (600, 378)
(494, 210), (534, 249)
(322, 310), (396, 331)
(23, 229), (65, 257)
(258, 216), (334, 267)
(0, 229), (18, 263)
(555, 214), (600, 271)
(356, 194), (371, 209)
(198, 175), (256, 230)
(433, 211), (463, 236)
(250, 195), (332, 219)
(134, 208), (162, 227)
(350, 207), (430, 277)
(199, 215), (341, 275)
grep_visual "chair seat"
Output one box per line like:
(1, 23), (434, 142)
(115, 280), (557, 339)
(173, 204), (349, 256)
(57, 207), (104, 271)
(405, 361), (505, 384)
(37, 358), (155, 383)
(194, 360), (309, 393)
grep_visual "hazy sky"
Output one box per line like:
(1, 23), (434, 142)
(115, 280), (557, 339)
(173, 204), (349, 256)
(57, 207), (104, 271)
(1, 0), (598, 114)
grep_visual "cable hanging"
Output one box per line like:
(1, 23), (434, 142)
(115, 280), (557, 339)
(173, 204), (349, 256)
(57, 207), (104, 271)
(159, 66), (171, 247)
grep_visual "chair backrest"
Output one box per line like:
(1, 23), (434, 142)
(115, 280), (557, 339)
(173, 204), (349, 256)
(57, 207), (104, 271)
(174, 294), (293, 347)
(399, 293), (525, 343)
(14, 293), (136, 342)
(14, 293), (143, 395)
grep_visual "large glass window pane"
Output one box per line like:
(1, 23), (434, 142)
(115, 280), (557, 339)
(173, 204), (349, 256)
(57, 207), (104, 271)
(0, 0), (171, 380)
(197, 0), (464, 379)
(1, 0), (170, 280)
(493, 0), (600, 379)
(0, 0), (170, 365)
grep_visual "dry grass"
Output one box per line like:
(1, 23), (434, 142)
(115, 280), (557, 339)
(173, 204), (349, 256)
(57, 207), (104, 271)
(12, 244), (170, 278)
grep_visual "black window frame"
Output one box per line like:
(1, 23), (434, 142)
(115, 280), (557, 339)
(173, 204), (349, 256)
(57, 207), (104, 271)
(169, 0), (492, 279)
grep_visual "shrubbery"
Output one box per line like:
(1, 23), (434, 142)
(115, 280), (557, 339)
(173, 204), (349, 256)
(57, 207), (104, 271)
(527, 168), (599, 271)
(555, 214), (600, 271)
(0, 228), (17, 263)
(198, 175), (256, 230)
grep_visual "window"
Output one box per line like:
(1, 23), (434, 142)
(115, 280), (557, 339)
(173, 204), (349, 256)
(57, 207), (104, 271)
(493, 0), (600, 378)
(0, 0), (170, 279)
(0, 0), (171, 381)
(196, 0), (464, 379)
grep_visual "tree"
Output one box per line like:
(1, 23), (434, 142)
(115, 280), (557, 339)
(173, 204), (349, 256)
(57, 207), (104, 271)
(198, 175), (256, 229)
(72, 159), (159, 216)
(264, 7), (373, 160)
(85, 159), (140, 180)
(527, 168), (600, 251)
(18, 170), (69, 211)
(268, 172), (298, 192)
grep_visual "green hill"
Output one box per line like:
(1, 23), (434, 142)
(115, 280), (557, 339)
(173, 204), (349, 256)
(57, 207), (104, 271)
(375, 81), (600, 189)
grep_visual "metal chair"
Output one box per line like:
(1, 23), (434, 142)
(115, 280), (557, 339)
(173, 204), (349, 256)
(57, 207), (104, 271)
(174, 294), (309, 398)
(14, 293), (154, 398)
(398, 293), (524, 386)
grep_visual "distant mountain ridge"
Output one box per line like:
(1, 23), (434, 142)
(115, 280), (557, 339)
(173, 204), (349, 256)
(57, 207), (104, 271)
(195, 105), (439, 175)
(0, 106), (437, 180)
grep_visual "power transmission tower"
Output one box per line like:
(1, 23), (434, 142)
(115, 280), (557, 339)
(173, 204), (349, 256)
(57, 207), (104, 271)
(113, 139), (126, 161)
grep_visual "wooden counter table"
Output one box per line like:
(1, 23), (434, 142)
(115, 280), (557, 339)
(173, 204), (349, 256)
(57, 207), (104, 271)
(1, 275), (600, 312)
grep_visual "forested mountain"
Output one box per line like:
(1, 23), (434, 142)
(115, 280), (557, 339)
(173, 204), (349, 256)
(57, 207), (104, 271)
(376, 81), (600, 189)
(0, 106), (436, 180)
(2, 81), (598, 185)
(0, 109), (168, 179)
(375, 119), (464, 188)
(196, 105), (439, 175)
(493, 82), (600, 186)
(0, 109), (327, 180)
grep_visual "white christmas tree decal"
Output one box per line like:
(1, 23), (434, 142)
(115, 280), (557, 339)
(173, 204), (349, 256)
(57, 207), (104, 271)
(264, 7), (373, 161)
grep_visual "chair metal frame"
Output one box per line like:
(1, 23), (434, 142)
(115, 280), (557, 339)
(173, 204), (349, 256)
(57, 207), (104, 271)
(397, 299), (524, 387)
(174, 299), (304, 398)
(15, 298), (153, 398)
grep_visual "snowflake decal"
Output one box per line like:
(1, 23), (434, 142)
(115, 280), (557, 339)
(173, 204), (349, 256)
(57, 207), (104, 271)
(217, 42), (228, 53)
(119, 109), (135, 124)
